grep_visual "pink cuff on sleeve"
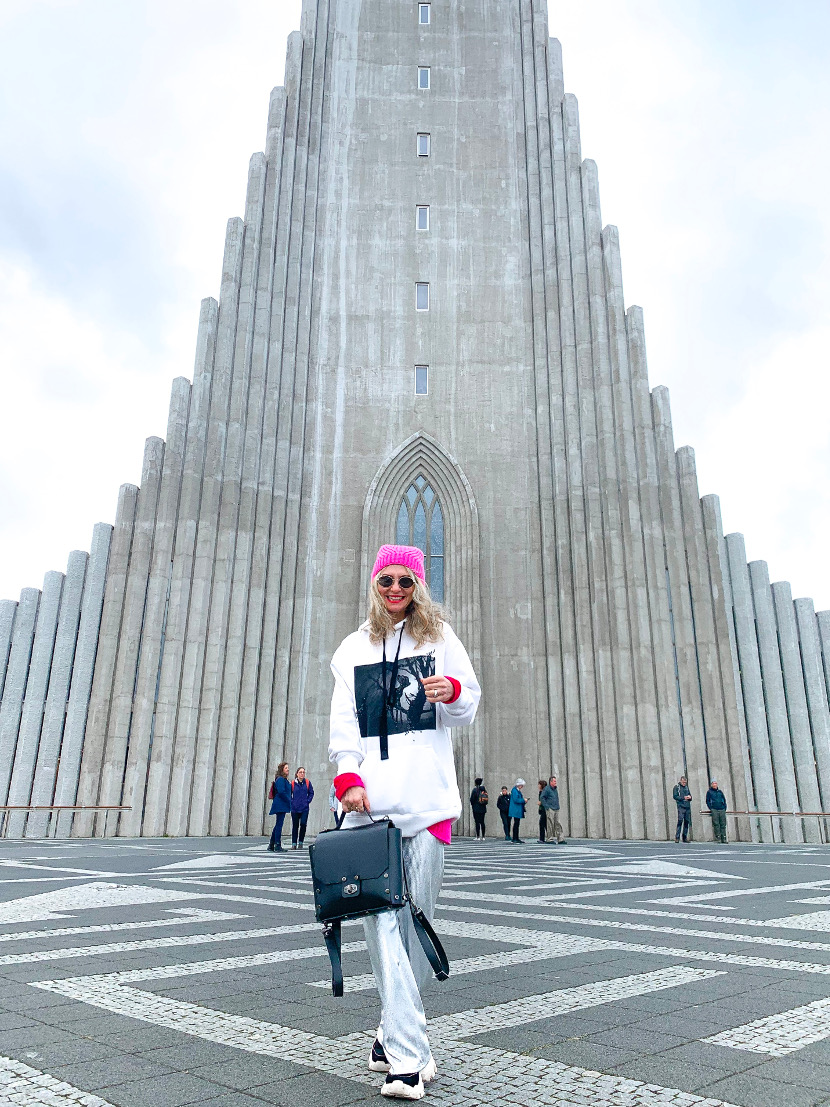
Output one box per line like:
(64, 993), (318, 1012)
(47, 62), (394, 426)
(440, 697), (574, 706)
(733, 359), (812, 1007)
(446, 677), (461, 703)
(428, 819), (453, 844)
(334, 773), (365, 801)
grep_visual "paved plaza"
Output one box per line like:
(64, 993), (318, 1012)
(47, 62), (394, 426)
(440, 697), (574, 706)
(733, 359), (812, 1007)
(2, 835), (830, 1106)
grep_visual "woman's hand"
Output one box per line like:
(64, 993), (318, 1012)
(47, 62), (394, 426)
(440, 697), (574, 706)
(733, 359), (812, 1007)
(421, 676), (454, 703)
(340, 786), (371, 813)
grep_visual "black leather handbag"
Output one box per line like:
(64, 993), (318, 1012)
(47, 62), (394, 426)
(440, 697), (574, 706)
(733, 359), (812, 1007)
(309, 813), (449, 996)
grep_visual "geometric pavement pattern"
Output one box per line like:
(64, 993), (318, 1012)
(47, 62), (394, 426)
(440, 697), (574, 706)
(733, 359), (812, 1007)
(3, 831), (830, 1105)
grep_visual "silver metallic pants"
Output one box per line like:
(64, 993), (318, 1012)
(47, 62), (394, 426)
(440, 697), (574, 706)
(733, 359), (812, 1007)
(362, 829), (444, 1074)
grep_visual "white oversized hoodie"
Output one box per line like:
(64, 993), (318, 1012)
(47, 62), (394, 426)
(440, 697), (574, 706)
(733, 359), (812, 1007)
(329, 620), (481, 837)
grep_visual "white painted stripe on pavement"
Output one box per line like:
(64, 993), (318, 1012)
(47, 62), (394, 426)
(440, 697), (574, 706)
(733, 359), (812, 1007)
(429, 966), (725, 1038)
(0, 1053), (116, 1106)
(0, 909), (245, 944)
(706, 996), (830, 1056)
(30, 974), (744, 1107)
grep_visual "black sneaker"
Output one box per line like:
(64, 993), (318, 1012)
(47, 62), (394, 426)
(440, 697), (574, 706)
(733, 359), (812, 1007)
(368, 1038), (390, 1073)
(381, 1073), (424, 1100)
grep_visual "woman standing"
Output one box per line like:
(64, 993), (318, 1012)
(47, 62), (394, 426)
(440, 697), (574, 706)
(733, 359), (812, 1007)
(508, 778), (527, 843)
(469, 777), (488, 841)
(290, 767), (314, 849)
(330, 544), (481, 1100)
(267, 763), (291, 852)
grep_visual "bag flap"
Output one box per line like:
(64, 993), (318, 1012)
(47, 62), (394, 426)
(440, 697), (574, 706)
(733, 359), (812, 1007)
(311, 822), (400, 884)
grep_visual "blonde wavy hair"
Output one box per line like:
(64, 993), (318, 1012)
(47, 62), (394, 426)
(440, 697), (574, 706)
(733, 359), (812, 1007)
(367, 573), (445, 647)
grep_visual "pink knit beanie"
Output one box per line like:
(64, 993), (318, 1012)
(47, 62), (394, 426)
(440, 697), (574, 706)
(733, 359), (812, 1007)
(371, 544), (426, 582)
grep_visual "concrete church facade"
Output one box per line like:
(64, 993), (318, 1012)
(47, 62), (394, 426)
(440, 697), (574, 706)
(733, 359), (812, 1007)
(2, 0), (830, 844)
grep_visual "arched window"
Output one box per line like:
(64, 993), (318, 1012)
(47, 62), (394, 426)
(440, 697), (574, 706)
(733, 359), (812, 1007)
(396, 476), (444, 601)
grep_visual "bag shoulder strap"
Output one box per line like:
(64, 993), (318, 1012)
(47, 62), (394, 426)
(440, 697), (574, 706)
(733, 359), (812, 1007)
(322, 920), (344, 997)
(408, 900), (449, 981)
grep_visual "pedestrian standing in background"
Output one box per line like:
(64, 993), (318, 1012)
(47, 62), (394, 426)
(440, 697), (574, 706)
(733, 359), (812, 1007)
(496, 786), (511, 841)
(329, 780), (338, 824)
(672, 775), (692, 843)
(508, 779), (526, 843)
(537, 780), (547, 842)
(469, 777), (488, 840)
(540, 775), (564, 843)
(267, 762), (291, 852)
(290, 766), (314, 849)
(706, 780), (728, 843)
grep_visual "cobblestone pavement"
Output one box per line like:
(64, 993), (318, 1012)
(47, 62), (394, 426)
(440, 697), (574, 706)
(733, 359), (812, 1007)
(2, 835), (830, 1106)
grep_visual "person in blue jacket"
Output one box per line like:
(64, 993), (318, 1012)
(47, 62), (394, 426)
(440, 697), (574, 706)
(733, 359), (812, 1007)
(508, 778), (527, 843)
(290, 766), (314, 849)
(267, 762), (292, 852)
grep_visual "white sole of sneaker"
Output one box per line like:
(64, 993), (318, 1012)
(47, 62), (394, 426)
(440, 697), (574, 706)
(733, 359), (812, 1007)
(421, 1057), (437, 1083)
(369, 1058), (391, 1073)
(380, 1079), (425, 1101)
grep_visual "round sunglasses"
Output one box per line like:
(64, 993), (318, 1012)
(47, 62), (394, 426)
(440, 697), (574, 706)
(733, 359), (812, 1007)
(377, 574), (416, 589)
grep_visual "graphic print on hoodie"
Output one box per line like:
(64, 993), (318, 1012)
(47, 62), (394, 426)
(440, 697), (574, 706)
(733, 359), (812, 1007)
(354, 652), (436, 738)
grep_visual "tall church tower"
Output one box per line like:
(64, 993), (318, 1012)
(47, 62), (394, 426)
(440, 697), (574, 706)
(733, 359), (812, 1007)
(2, 0), (830, 844)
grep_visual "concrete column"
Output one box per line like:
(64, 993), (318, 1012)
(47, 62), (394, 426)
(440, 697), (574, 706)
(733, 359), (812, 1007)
(142, 298), (221, 838)
(145, 220), (243, 839)
(651, 394), (708, 838)
(561, 94), (620, 837)
(203, 152), (270, 837)
(748, 561), (801, 843)
(724, 536), (777, 841)
(603, 227), (665, 840)
(700, 496), (751, 840)
(0, 589), (40, 812)
(4, 572), (64, 837)
(819, 611), (830, 706)
(0, 599), (16, 697)
(706, 496), (756, 840)
(25, 551), (88, 838)
(118, 378), (191, 839)
(548, 37), (564, 104)
(794, 598), (830, 840)
(54, 523), (112, 837)
(249, 36), (314, 836)
(773, 581), (823, 842)
(675, 448), (722, 841)
(96, 438), (165, 825)
(74, 484), (139, 837)
(507, 0), (568, 842)
(522, 86), (598, 840)
(626, 311), (684, 840)
(582, 163), (642, 841)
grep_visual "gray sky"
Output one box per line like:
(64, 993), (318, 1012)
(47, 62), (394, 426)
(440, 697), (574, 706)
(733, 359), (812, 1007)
(1, 0), (828, 607)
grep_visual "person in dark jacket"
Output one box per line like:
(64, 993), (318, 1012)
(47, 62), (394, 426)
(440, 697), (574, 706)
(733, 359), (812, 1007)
(540, 776), (564, 843)
(672, 776), (692, 843)
(267, 762), (292, 851)
(290, 766), (314, 849)
(469, 777), (488, 840)
(496, 786), (511, 841)
(537, 780), (547, 842)
(706, 780), (728, 843)
(508, 779), (527, 843)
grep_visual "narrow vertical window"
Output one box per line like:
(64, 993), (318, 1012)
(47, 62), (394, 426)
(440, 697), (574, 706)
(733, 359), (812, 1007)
(415, 283), (430, 311)
(417, 133), (430, 157)
(418, 67), (430, 90)
(396, 477), (444, 601)
(416, 205), (430, 230)
(419, 4), (431, 25)
(415, 365), (429, 394)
